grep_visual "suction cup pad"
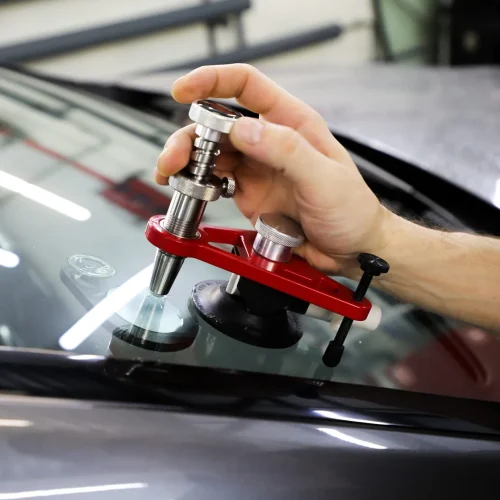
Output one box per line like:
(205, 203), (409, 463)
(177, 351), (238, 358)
(191, 280), (302, 349)
(112, 291), (198, 352)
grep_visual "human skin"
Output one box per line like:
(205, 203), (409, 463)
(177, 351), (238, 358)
(156, 64), (500, 331)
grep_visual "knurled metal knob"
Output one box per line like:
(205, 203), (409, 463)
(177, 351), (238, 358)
(253, 213), (305, 263)
(221, 177), (236, 198)
(189, 99), (242, 134)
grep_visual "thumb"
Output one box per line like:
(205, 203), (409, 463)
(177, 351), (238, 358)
(230, 117), (331, 184)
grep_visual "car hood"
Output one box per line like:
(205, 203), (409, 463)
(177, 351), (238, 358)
(115, 62), (500, 208)
(1, 392), (500, 500)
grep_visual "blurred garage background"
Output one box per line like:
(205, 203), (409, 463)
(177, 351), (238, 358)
(0, 0), (495, 79)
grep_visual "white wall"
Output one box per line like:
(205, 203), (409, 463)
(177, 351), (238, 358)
(0, 0), (374, 79)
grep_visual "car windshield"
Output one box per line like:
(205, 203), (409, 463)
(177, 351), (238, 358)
(1, 68), (499, 404)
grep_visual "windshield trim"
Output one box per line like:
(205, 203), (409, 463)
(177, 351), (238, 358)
(1, 347), (500, 439)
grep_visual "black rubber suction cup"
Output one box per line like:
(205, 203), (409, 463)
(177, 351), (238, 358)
(112, 322), (197, 353)
(191, 280), (303, 349)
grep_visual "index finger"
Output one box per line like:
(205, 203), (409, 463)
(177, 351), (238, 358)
(171, 64), (345, 159)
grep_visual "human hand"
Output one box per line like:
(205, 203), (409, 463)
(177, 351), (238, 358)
(156, 64), (393, 277)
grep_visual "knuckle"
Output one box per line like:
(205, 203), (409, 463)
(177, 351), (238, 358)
(234, 62), (256, 74)
(310, 108), (324, 123)
(304, 110), (327, 133)
(280, 128), (302, 158)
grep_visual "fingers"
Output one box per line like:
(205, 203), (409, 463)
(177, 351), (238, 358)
(230, 117), (339, 186)
(156, 123), (196, 178)
(172, 64), (291, 117)
(171, 64), (344, 160)
(154, 168), (168, 185)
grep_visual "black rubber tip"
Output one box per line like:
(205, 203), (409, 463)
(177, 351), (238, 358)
(322, 344), (345, 367)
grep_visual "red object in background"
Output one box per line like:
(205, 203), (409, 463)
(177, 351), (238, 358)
(145, 215), (371, 320)
(10, 130), (172, 222)
(23, 138), (114, 186)
(388, 326), (500, 402)
(102, 177), (171, 221)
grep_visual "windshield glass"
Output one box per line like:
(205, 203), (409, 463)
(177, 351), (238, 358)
(1, 68), (499, 404)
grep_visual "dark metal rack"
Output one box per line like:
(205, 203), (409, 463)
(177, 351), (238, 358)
(142, 24), (343, 73)
(0, 0), (345, 77)
(0, 0), (250, 64)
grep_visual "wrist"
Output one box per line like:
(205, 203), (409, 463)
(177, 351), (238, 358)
(340, 206), (404, 280)
(369, 211), (441, 289)
(367, 205), (402, 256)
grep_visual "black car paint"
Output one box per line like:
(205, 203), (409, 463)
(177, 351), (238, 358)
(1, 348), (500, 437)
(1, 349), (500, 499)
(1, 379), (499, 500)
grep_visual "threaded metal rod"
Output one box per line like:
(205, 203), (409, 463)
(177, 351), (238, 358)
(150, 187), (208, 295)
(163, 191), (207, 239)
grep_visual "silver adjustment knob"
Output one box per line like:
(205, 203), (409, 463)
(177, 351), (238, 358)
(189, 100), (242, 137)
(221, 177), (236, 198)
(253, 213), (305, 263)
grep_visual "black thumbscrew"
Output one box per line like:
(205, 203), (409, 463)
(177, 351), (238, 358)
(322, 253), (390, 368)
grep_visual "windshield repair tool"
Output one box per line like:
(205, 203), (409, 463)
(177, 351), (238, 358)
(146, 99), (389, 367)
(149, 100), (242, 296)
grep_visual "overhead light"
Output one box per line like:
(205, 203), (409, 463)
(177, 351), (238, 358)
(317, 427), (387, 450)
(59, 264), (152, 351)
(0, 419), (32, 428)
(0, 482), (147, 499)
(0, 249), (19, 268)
(0, 171), (91, 221)
(313, 410), (390, 426)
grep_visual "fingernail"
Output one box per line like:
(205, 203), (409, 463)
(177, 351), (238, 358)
(157, 146), (169, 166)
(234, 118), (264, 145)
(154, 168), (169, 185)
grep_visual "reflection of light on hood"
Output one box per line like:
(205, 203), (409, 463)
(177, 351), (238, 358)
(314, 410), (390, 426)
(0, 419), (32, 428)
(67, 354), (106, 361)
(0, 171), (91, 221)
(0, 248), (19, 268)
(59, 265), (152, 351)
(317, 427), (387, 450)
(0, 482), (147, 499)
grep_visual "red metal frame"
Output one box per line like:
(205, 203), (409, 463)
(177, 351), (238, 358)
(146, 215), (371, 321)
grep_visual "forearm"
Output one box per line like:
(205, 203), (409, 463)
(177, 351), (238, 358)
(374, 212), (500, 330)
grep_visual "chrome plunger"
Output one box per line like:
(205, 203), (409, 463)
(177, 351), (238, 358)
(150, 100), (242, 296)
